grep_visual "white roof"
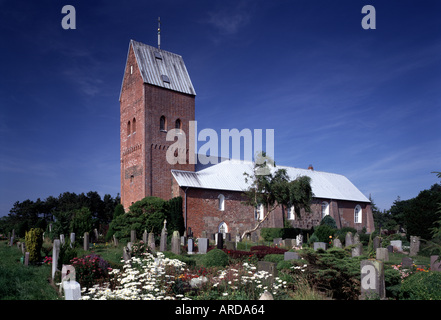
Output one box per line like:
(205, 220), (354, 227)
(171, 159), (370, 203)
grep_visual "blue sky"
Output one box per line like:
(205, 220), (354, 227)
(0, 0), (440, 216)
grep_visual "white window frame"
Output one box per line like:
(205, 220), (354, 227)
(354, 205), (362, 224)
(218, 222), (228, 237)
(287, 206), (295, 220)
(321, 201), (329, 219)
(218, 194), (225, 211)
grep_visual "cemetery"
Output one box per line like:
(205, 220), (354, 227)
(1, 214), (441, 300)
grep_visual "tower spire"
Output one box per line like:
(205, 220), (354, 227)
(157, 17), (161, 49)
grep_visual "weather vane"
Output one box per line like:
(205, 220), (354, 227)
(158, 17), (161, 49)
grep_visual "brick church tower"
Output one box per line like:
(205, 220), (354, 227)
(119, 40), (196, 210)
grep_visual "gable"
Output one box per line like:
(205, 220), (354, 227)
(120, 40), (196, 99)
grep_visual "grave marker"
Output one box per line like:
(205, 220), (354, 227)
(143, 230), (148, 244)
(360, 260), (385, 299)
(63, 281), (81, 300)
(345, 232), (353, 247)
(409, 236), (420, 256)
(402, 257), (413, 268)
(376, 248), (389, 261)
(70, 233), (75, 248)
(60, 234), (65, 245)
(83, 232), (89, 251)
(160, 228), (167, 252)
(390, 240), (402, 252)
(216, 233), (224, 249)
(333, 238), (342, 248)
(187, 238), (194, 254)
(313, 242), (327, 251)
(148, 232), (155, 251)
(284, 252), (300, 261)
(24, 252), (29, 266)
(198, 238), (209, 254)
(52, 239), (61, 279)
(131, 230), (136, 243)
(171, 231), (181, 255)
(352, 243), (363, 257)
(257, 261), (277, 285)
(431, 255), (441, 272)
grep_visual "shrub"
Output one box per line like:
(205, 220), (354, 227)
(71, 254), (112, 288)
(201, 249), (229, 268)
(264, 254), (285, 264)
(400, 271), (441, 300)
(320, 215), (337, 229)
(25, 228), (43, 263)
(313, 224), (336, 243)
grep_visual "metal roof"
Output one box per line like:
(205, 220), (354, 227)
(172, 159), (370, 203)
(124, 40), (196, 96)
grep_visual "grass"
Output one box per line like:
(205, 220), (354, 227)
(0, 241), (59, 300)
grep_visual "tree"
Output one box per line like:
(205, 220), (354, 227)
(241, 153), (313, 239)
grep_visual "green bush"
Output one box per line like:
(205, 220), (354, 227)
(263, 254), (284, 264)
(400, 272), (441, 300)
(320, 215), (337, 229)
(201, 249), (229, 268)
(25, 228), (43, 263)
(313, 224), (336, 243)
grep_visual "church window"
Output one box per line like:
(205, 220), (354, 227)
(160, 116), (166, 131)
(354, 205), (362, 223)
(175, 118), (182, 130)
(255, 204), (264, 221)
(287, 206), (295, 220)
(218, 194), (225, 211)
(218, 222), (228, 238)
(321, 201), (329, 218)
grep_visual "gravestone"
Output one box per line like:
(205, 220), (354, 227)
(198, 238), (209, 254)
(123, 246), (131, 262)
(313, 242), (327, 251)
(187, 238), (194, 254)
(61, 265), (76, 281)
(83, 232), (89, 251)
(143, 230), (148, 244)
(94, 228), (99, 242)
(345, 232), (353, 247)
(360, 260), (385, 299)
(390, 240), (402, 252)
(430, 255), (441, 272)
(24, 252), (29, 266)
(333, 239), (342, 248)
(402, 257), (413, 268)
(225, 241), (236, 250)
(386, 245), (393, 253)
(21, 242), (26, 254)
(148, 232), (155, 251)
(376, 248), (389, 261)
(354, 233), (360, 245)
(296, 234), (303, 247)
(273, 238), (282, 246)
(160, 228), (167, 252)
(282, 239), (295, 248)
(225, 233), (231, 241)
(171, 231), (181, 255)
(60, 234), (65, 245)
(63, 281), (81, 300)
(216, 233), (224, 249)
(127, 242), (132, 251)
(259, 291), (274, 300)
(131, 230), (136, 243)
(181, 236), (187, 246)
(284, 252), (300, 261)
(70, 233), (75, 248)
(113, 235), (118, 247)
(373, 236), (380, 251)
(409, 236), (420, 256)
(52, 239), (61, 279)
(257, 261), (278, 285)
(352, 243), (363, 257)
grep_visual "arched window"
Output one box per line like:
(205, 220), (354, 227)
(321, 201), (329, 218)
(218, 222), (228, 237)
(255, 204), (264, 221)
(132, 117), (136, 134)
(127, 120), (131, 136)
(287, 206), (295, 220)
(160, 116), (166, 131)
(175, 118), (181, 130)
(354, 205), (362, 224)
(218, 194), (225, 211)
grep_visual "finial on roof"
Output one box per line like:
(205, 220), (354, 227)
(157, 17), (161, 49)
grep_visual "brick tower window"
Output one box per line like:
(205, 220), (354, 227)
(175, 118), (181, 130)
(127, 121), (131, 136)
(160, 115), (167, 131)
(132, 117), (136, 134)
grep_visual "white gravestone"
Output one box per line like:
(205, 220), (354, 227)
(63, 281), (81, 300)
(360, 260), (385, 299)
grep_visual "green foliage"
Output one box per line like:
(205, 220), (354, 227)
(166, 197), (185, 236)
(70, 207), (93, 236)
(308, 233), (319, 244)
(320, 215), (337, 229)
(335, 227), (357, 245)
(400, 272), (441, 300)
(58, 243), (78, 270)
(24, 228), (43, 263)
(312, 224), (336, 243)
(201, 249), (229, 268)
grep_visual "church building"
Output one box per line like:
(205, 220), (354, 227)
(119, 39), (374, 239)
